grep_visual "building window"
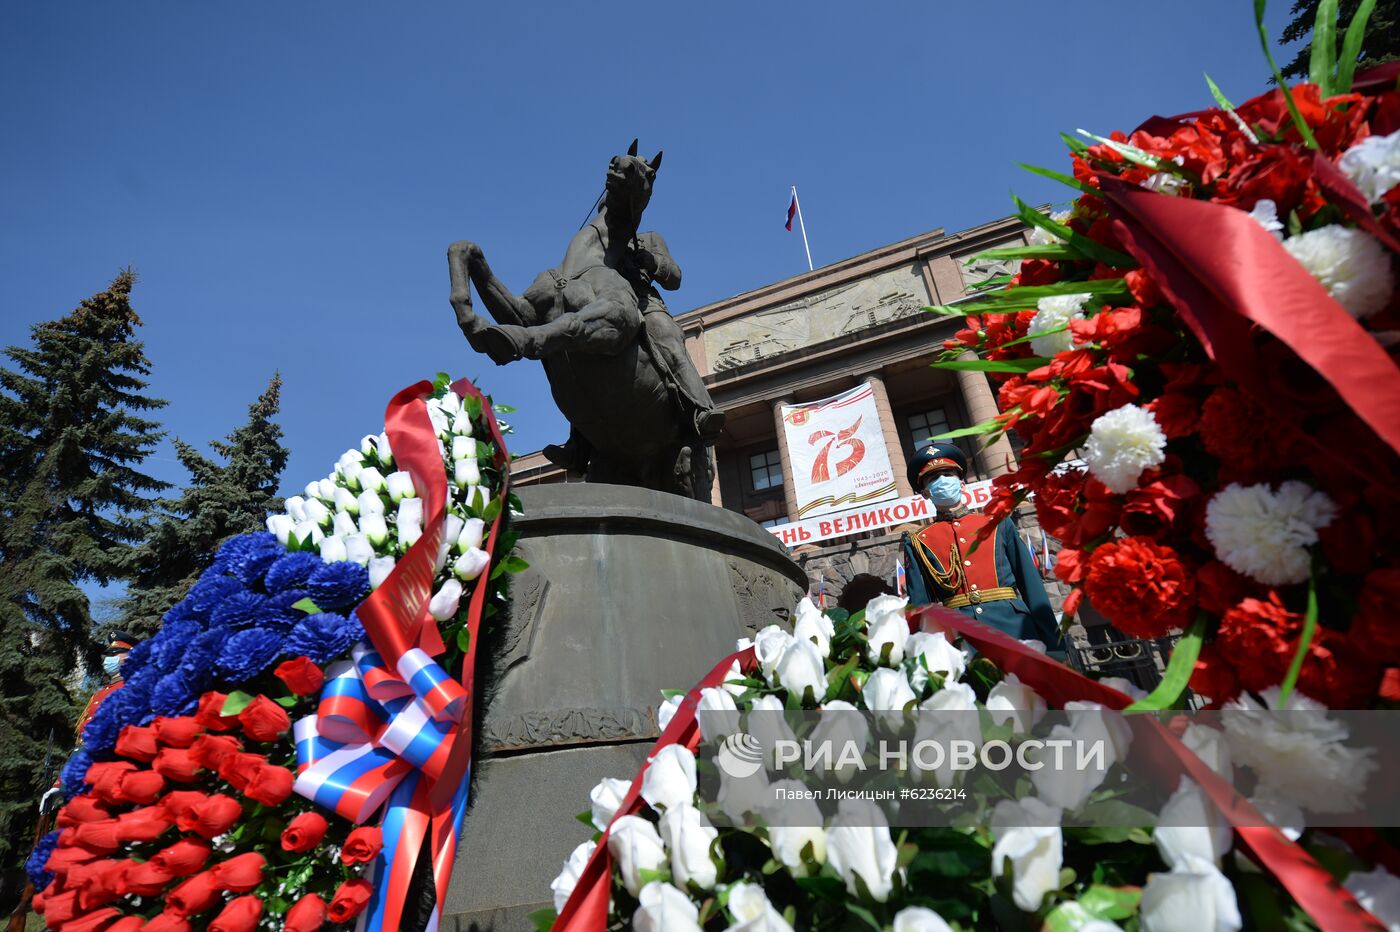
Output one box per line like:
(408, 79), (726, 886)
(907, 408), (951, 451)
(749, 450), (783, 491)
(759, 518), (784, 529)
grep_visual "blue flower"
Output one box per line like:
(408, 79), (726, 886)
(306, 561), (370, 612)
(184, 572), (243, 618)
(265, 551), (323, 595)
(210, 590), (273, 630)
(150, 620), (204, 673)
(178, 628), (226, 685)
(59, 750), (92, 799)
(215, 627), (285, 683)
(150, 670), (198, 717)
(25, 829), (59, 890)
(285, 611), (365, 665)
(120, 637), (154, 679)
(217, 532), (285, 587)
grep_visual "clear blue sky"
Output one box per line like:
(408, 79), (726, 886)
(2, 1), (1301, 497)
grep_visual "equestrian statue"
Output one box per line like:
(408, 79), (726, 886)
(448, 141), (723, 500)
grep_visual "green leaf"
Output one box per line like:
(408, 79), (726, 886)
(931, 277), (1130, 316)
(1060, 131), (1089, 155)
(433, 372), (452, 393)
(221, 690), (256, 716)
(291, 597), (322, 615)
(928, 416), (1016, 441)
(931, 356), (1054, 374)
(1310, 0), (1339, 96)
(1204, 72), (1237, 110)
(1044, 902), (1100, 932)
(455, 627), (471, 652)
(1013, 194), (1136, 268)
(1277, 563), (1320, 706)
(843, 903), (882, 931)
(1018, 161), (1099, 197)
(998, 322), (1067, 349)
(969, 244), (1083, 262)
(1123, 614), (1207, 712)
(1254, 0), (1321, 149)
(481, 497), (503, 524)
(923, 303), (971, 317)
(493, 402), (517, 414)
(1079, 884), (1142, 920)
(500, 554), (530, 574)
(273, 695), (299, 708)
(1075, 129), (1181, 174)
(527, 907), (558, 932)
(1336, 0), (1379, 92)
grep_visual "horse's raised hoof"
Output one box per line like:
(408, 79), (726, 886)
(475, 326), (525, 366)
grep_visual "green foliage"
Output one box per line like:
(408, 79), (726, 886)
(1281, 0), (1398, 80)
(119, 374), (289, 635)
(0, 271), (167, 871)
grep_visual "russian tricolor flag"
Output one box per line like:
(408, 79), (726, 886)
(785, 192), (797, 231)
(895, 558), (906, 597)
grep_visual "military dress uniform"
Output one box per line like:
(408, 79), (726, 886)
(900, 444), (1063, 650)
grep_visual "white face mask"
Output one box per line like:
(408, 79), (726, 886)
(925, 475), (964, 507)
(103, 655), (122, 677)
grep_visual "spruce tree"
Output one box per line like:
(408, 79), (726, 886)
(120, 374), (289, 635)
(0, 271), (167, 871)
(1281, 0), (1399, 79)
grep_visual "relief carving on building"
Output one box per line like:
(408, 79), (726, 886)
(710, 262), (929, 371)
(481, 705), (652, 753)
(957, 239), (1026, 294)
(726, 559), (799, 636)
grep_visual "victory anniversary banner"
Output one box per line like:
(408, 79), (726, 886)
(780, 383), (898, 520)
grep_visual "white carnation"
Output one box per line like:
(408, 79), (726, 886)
(1084, 404), (1167, 494)
(1247, 199), (1284, 241)
(1028, 292), (1091, 356)
(1222, 688), (1376, 814)
(1143, 172), (1189, 196)
(1026, 209), (1071, 246)
(1204, 481), (1335, 585)
(1338, 128), (1400, 204)
(1282, 224), (1395, 319)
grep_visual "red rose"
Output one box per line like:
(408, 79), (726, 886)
(115, 724), (159, 762)
(85, 761), (137, 802)
(175, 794), (243, 839)
(122, 858), (177, 896)
(117, 769), (167, 805)
(217, 751), (267, 790)
(283, 894), (328, 932)
(153, 747), (202, 783)
(56, 796), (111, 826)
(69, 819), (122, 852)
(327, 879), (374, 923)
(160, 790), (210, 821)
(45, 841), (103, 874)
(211, 852), (265, 893)
(37, 888), (79, 924)
(152, 716), (203, 748)
(210, 895), (263, 932)
(115, 805), (175, 843)
(237, 695), (291, 742)
(152, 838), (213, 877)
(1083, 537), (1196, 638)
(340, 826), (383, 865)
(144, 911), (194, 932)
(71, 859), (127, 909)
(1348, 569), (1400, 663)
(1120, 475), (1199, 540)
(243, 763), (294, 806)
(167, 869), (222, 917)
(194, 692), (239, 732)
(107, 916), (148, 932)
(56, 906), (120, 931)
(281, 812), (329, 853)
(275, 656), (326, 696)
(190, 734), (243, 771)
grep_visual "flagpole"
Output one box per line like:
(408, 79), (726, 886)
(792, 185), (813, 272)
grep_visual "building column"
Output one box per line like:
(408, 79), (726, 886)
(955, 351), (1018, 478)
(769, 397), (799, 522)
(708, 448), (723, 508)
(860, 370), (914, 499)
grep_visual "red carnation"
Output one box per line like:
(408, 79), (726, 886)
(160, 790), (210, 821)
(153, 747), (202, 783)
(1348, 569), (1400, 663)
(122, 858), (177, 896)
(243, 763), (294, 806)
(283, 894), (328, 932)
(115, 724), (159, 762)
(237, 695), (291, 742)
(210, 895), (263, 932)
(1083, 537), (1196, 638)
(117, 769), (168, 805)
(115, 805), (175, 843)
(275, 656), (326, 696)
(190, 734), (243, 772)
(211, 852), (265, 893)
(1198, 385), (1297, 482)
(152, 716), (203, 748)
(1146, 392), (1199, 440)
(328, 879), (374, 923)
(175, 794), (243, 839)
(1296, 627), (1380, 709)
(341, 826), (383, 865)
(144, 911), (194, 932)
(281, 811), (329, 853)
(1195, 561), (1257, 616)
(1216, 594), (1299, 693)
(152, 837), (213, 877)
(168, 869), (222, 916)
(56, 906), (121, 932)
(56, 796), (111, 827)
(1120, 474), (1199, 540)
(194, 692), (239, 732)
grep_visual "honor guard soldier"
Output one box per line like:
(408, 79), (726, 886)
(900, 443), (1064, 652)
(75, 631), (136, 737)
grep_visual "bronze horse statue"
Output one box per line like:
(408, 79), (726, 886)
(448, 141), (722, 499)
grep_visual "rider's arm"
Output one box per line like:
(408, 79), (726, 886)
(638, 232), (681, 290)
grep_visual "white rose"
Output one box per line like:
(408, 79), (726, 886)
(658, 803), (718, 890)
(1247, 792), (1305, 842)
(339, 460), (363, 491)
(358, 466), (387, 493)
(1179, 723), (1232, 782)
(454, 457), (481, 487)
(717, 759), (771, 822)
(792, 596), (834, 657)
(1154, 778), (1232, 869)
(436, 390), (461, 415)
(426, 405), (449, 435)
(456, 516), (486, 552)
(746, 695), (797, 769)
(761, 780), (826, 877)
(333, 486), (359, 515)
(861, 668), (917, 731)
(332, 511), (358, 538)
(549, 839), (594, 912)
(357, 489), (385, 517)
(725, 881), (796, 931)
(451, 435), (476, 462)
(656, 694), (684, 731)
(452, 410), (474, 436)
(396, 498), (424, 548)
(608, 819), (667, 900)
(1343, 866), (1400, 932)
(865, 594), (910, 666)
(721, 658), (748, 698)
(266, 514), (295, 545)
(453, 547), (490, 581)
(303, 497), (332, 528)
(771, 637), (828, 704)
(986, 674), (1047, 734)
(318, 535), (348, 563)
(991, 797), (1064, 912)
(1063, 700), (1132, 762)
(1098, 676), (1148, 701)
(1139, 857), (1242, 932)
(892, 907), (954, 932)
(753, 625), (795, 681)
(634, 881), (702, 932)
(1029, 722), (1108, 811)
(292, 520), (324, 547)
(697, 687), (740, 744)
(358, 513), (389, 548)
(904, 631), (967, 681)
(641, 744), (697, 812)
(428, 579), (463, 622)
(826, 798), (901, 902)
(913, 682), (981, 788)
(589, 776), (631, 831)
(343, 534), (374, 566)
(386, 471), (417, 503)
(367, 556), (396, 589)
(809, 700), (868, 784)
(285, 495), (309, 523)
(376, 432), (393, 467)
(317, 478), (339, 502)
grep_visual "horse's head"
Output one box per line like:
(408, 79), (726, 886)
(604, 139), (663, 229)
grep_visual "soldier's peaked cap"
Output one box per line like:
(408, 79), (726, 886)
(908, 441), (967, 488)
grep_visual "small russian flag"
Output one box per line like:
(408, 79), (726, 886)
(785, 191), (797, 231)
(895, 558), (906, 597)
(817, 573), (826, 609)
